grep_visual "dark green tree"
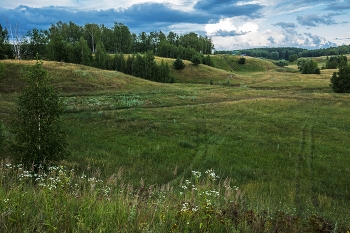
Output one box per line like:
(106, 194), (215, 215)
(238, 57), (246, 64)
(330, 64), (350, 93)
(144, 50), (157, 81)
(47, 31), (67, 62)
(12, 60), (67, 168)
(191, 53), (202, 66)
(297, 58), (320, 74)
(76, 37), (92, 66)
(173, 57), (185, 70)
(326, 55), (348, 69)
(26, 28), (48, 59)
(114, 53), (126, 72)
(0, 24), (13, 59)
(275, 59), (288, 67)
(202, 54), (214, 66)
(289, 54), (298, 62)
(157, 60), (173, 83)
(94, 40), (108, 69)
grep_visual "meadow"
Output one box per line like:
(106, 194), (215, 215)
(1, 55), (350, 232)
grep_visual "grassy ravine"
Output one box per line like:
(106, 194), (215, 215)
(1, 58), (350, 232)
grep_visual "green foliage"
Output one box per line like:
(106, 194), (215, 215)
(325, 55), (348, 69)
(191, 54), (202, 66)
(157, 59), (174, 83)
(202, 54), (214, 67)
(0, 121), (5, 150)
(238, 57), (246, 64)
(274, 59), (288, 67)
(0, 165), (344, 232)
(0, 62), (6, 81)
(289, 54), (298, 62)
(173, 57), (185, 70)
(11, 60), (67, 167)
(94, 41), (108, 69)
(297, 58), (320, 74)
(47, 32), (67, 62)
(330, 64), (350, 93)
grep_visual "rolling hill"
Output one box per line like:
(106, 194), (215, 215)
(1, 57), (350, 230)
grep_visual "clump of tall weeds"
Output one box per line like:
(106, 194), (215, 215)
(0, 161), (340, 232)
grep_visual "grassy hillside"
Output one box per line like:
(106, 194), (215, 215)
(211, 54), (277, 73)
(1, 59), (350, 231)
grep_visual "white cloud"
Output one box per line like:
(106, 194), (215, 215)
(205, 17), (260, 37)
(205, 18), (237, 36)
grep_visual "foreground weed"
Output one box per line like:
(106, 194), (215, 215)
(0, 162), (344, 232)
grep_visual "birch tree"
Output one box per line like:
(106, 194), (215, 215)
(12, 60), (67, 168)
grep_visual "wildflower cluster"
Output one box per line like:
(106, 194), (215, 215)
(1, 163), (112, 198)
(205, 168), (219, 181)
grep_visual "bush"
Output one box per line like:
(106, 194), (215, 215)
(275, 59), (288, 67)
(297, 58), (320, 74)
(326, 55), (348, 69)
(202, 55), (214, 67)
(238, 57), (246, 64)
(173, 57), (185, 70)
(330, 64), (350, 93)
(190, 54), (202, 66)
(289, 54), (298, 62)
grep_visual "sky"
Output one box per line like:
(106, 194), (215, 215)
(1, 0), (350, 50)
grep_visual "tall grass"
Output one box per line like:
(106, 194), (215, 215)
(0, 162), (341, 232)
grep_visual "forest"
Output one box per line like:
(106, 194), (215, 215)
(0, 21), (214, 83)
(217, 45), (350, 60)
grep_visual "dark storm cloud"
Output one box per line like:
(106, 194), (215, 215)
(194, 0), (263, 17)
(0, 1), (264, 33)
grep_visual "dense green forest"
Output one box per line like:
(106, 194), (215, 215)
(0, 21), (214, 83)
(216, 45), (350, 60)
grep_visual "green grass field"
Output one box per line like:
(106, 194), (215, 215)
(1, 57), (350, 231)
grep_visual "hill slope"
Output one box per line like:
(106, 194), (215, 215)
(1, 59), (350, 229)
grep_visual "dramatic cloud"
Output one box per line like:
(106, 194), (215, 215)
(0, 0), (349, 50)
(194, 0), (263, 17)
(296, 13), (338, 27)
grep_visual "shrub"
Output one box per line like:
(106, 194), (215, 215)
(289, 54), (298, 62)
(203, 55), (214, 67)
(275, 59), (288, 67)
(238, 57), (246, 64)
(330, 64), (350, 93)
(326, 55), (348, 69)
(297, 58), (320, 74)
(191, 54), (202, 66)
(173, 57), (185, 70)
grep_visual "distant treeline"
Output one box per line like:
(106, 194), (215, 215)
(0, 21), (215, 83)
(0, 21), (213, 60)
(216, 45), (350, 60)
